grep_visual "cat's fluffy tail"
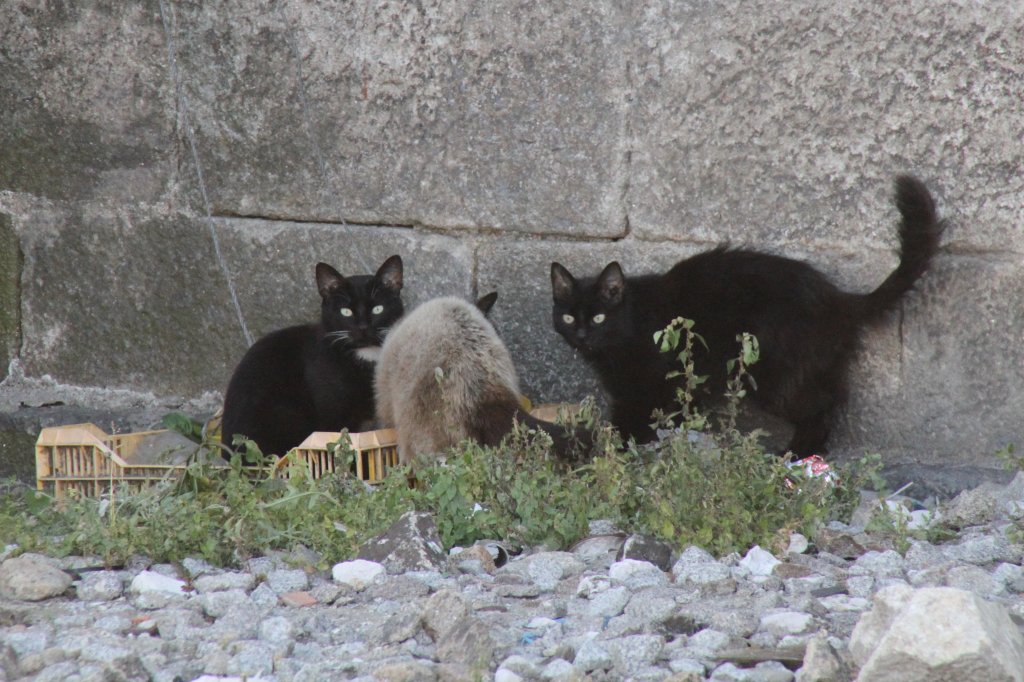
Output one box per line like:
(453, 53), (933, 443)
(860, 175), (945, 323)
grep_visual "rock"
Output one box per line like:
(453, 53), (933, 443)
(75, 570), (124, 601)
(851, 586), (1024, 681)
(606, 634), (664, 675)
(849, 550), (905, 580)
(618, 534), (674, 571)
(199, 588), (251, 618)
(586, 585), (631, 618)
(740, 546), (781, 577)
(528, 552), (581, 591)
(687, 629), (734, 656)
(787, 534), (810, 555)
(574, 636), (613, 672)
(576, 574), (612, 598)
(942, 532), (1020, 565)
(279, 590), (318, 608)
(259, 616), (296, 644)
(672, 548), (736, 595)
(711, 661), (794, 681)
(609, 558), (670, 590)
(452, 544), (497, 574)
(0, 554), (72, 601)
(795, 632), (850, 682)
(758, 611), (815, 637)
(265, 568), (309, 594)
(939, 482), (1001, 529)
(193, 571), (256, 593)
(422, 589), (471, 641)
(812, 528), (867, 559)
(331, 559), (385, 591)
(357, 511), (448, 574)
(384, 607), (425, 644)
(572, 534), (626, 569)
(435, 617), (495, 668)
(130, 570), (187, 595)
(373, 660), (439, 681)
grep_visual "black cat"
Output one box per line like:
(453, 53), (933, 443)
(220, 255), (404, 457)
(550, 176), (944, 455)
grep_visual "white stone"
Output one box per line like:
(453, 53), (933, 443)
(759, 611), (814, 636)
(331, 559), (385, 591)
(687, 628), (733, 654)
(494, 669), (524, 682)
(576, 574), (612, 598)
(851, 586), (1024, 681)
(787, 533), (809, 555)
(130, 570), (187, 595)
(586, 585), (631, 618)
(540, 657), (574, 679)
(608, 558), (668, 589)
(740, 545), (781, 577)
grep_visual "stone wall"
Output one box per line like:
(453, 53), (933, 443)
(2, 0), (1023, 487)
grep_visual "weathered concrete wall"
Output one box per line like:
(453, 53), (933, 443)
(2, 0), (1023, 489)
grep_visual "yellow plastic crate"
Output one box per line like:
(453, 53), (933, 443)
(279, 428), (400, 482)
(35, 423), (200, 499)
(36, 424), (402, 499)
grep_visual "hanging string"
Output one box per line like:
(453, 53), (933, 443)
(157, 0), (254, 347)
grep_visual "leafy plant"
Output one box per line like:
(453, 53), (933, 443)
(0, 320), (871, 565)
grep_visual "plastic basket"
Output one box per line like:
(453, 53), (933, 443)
(277, 428), (400, 482)
(35, 423), (199, 499)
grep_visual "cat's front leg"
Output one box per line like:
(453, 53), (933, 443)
(610, 399), (658, 444)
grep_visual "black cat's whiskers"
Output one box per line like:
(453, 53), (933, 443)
(325, 330), (353, 347)
(220, 255), (404, 458)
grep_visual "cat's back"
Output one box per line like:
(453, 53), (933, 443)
(379, 296), (510, 372)
(662, 245), (842, 307)
(228, 323), (317, 386)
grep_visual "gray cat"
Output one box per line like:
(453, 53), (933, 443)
(375, 294), (585, 464)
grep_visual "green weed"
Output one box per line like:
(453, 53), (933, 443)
(0, 318), (869, 566)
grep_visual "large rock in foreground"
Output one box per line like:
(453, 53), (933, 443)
(850, 585), (1024, 681)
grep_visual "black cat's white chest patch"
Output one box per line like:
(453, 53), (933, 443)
(355, 347), (381, 362)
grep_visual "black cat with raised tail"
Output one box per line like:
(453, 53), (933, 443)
(221, 255), (404, 458)
(550, 176), (944, 455)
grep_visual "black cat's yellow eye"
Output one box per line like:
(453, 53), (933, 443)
(372, 305), (384, 315)
(562, 314), (575, 325)
(592, 313), (606, 324)
(340, 308), (354, 317)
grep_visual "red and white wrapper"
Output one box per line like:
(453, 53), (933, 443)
(784, 455), (838, 488)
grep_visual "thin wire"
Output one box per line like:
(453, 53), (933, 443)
(158, 0), (254, 347)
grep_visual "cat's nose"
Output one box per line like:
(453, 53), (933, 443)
(575, 329), (587, 341)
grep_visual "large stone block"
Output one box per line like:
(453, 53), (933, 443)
(629, 0), (1024, 253)
(0, 1), (177, 203)
(166, 0), (630, 235)
(211, 218), (475, 340)
(14, 203), (472, 397)
(835, 255), (1024, 470)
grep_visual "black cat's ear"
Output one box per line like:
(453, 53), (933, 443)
(551, 262), (576, 303)
(476, 291), (498, 315)
(376, 255), (403, 294)
(315, 262), (346, 299)
(597, 262), (625, 305)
